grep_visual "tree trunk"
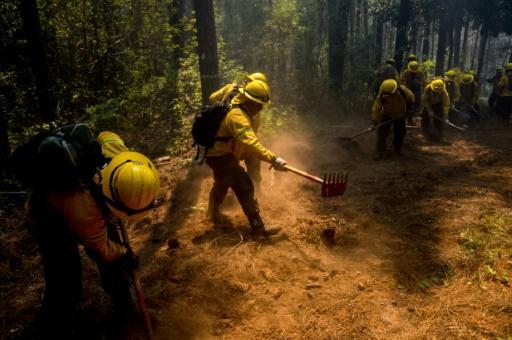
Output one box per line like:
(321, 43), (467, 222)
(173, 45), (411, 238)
(476, 27), (488, 80)
(0, 91), (9, 171)
(470, 27), (480, 70)
(394, 0), (411, 71)
(327, 0), (351, 95)
(375, 16), (384, 66)
(461, 18), (470, 68)
(422, 17), (431, 61)
(168, 0), (185, 97)
(194, 0), (220, 105)
(453, 10), (463, 68)
(435, 14), (449, 76)
(20, 0), (56, 122)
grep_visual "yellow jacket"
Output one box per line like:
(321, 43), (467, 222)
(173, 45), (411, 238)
(209, 83), (238, 103)
(445, 79), (460, 103)
(423, 85), (450, 118)
(497, 73), (512, 97)
(210, 83), (261, 133)
(459, 81), (480, 105)
(372, 85), (415, 122)
(207, 95), (276, 163)
(46, 131), (129, 262)
(401, 70), (425, 93)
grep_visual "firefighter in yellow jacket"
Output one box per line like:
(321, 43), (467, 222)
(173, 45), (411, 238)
(210, 72), (268, 192)
(26, 132), (160, 338)
(400, 61), (425, 124)
(371, 79), (415, 160)
(206, 80), (286, 237)
(496, 63), (512, 122)
(444, 70), (460, 104)
(459, 73), (480, 109)
(422, 79), (451, 141)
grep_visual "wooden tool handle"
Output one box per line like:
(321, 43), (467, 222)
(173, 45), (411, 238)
(284, 165), (324, 184)
(120, 222), (153, 340)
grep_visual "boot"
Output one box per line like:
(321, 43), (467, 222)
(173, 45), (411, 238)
(249, 215), (280, 239)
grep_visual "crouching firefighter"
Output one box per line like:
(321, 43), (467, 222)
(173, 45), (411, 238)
(193, 80), (287, 238)
(371, 79), (415, 160)
(9, 125), (160, 338)
(422, 79), (451, 142)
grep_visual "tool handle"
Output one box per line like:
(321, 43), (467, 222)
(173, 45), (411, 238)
(350, 119), (395, 139)
(284, 165), (324, 184)
(432, 115), (465, 131)
(120, 222), (153, 340)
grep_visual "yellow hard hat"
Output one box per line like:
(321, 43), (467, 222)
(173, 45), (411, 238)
(100, 151), (160, 221)
(505, 63), (512, 71)
(431, 79), (445, 93)
(408, 61), (420, 71)
(445, 70), (457, 79)
(462, 73), (474, 84)
(239, 80), (271, 105)
(407, 54), (418, 60)
(380, 79), (398, 94)
(246, 72), (268, 84)
(385, 58), (395, 65)
(468, 69), (476, 76)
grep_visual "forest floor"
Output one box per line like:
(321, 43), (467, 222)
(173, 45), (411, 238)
(1, 109), (512, 339)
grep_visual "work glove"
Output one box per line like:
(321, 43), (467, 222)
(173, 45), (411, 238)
(272, 157), (287, 171)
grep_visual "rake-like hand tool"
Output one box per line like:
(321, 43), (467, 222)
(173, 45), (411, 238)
(432, 115), (466, 132)
(119, 221), (153, 340)
(339, 119), (395, 142)
(284, 165), (348, 197)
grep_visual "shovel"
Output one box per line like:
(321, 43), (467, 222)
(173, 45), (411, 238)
(284, 165), (348, 197)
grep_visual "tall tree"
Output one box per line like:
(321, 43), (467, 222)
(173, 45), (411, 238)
(327, 0), (351, 95)
(19, 0), (56, 122)
(194, 0), (220, 105)
(435, 13), (449, 75)
(393, 0), (411, 71)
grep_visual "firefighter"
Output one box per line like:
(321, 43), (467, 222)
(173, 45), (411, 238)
(25, 131), (160, 338)
(487, 68), (504, 110)
(400, 53), (419, 75)
(445, 70), (461, 122)
(371, 79), (415, 160)
(371, 58), (399, 98)
(206, 80), (286, 237)
(210, 72), (268, 193)
(400, 61), (425, 124)
(459, 73), (481, 123)
(422, 79), (450, 141)
(496, 63), (512, 123)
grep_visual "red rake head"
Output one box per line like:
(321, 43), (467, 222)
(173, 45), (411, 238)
(322, 172), (348, 197)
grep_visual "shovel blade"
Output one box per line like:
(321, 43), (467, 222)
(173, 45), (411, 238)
(322, 172), (348, 197)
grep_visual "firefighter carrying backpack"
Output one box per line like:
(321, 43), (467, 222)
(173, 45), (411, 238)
(9, 123), (107, 191)
(191, 102), (234, 163)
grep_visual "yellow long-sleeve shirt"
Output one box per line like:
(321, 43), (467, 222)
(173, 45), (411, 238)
(371, 85), (415, 122)
(497, 73), (512, 97)
(207, 95), (276, 163)
(423, 84), (450, 118)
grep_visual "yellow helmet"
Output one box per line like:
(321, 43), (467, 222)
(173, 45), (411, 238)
(468, 69), (476, 76)
(407, 53), (418, 61)
(462, 73), (474, 84)
(380, 79), (398, 95)
(505, 63), (512, 71)
(430, 79), (445, 93)
(246, 72), (268, 84)
(385, 58), (395, 65)
(445, 70), (457, 79)
(408, 61), (420, 71)
(239, 80), (271, 105)
(100, 151), (160, 221)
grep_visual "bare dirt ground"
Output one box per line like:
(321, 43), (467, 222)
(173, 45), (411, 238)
(1, 112), (512, 339)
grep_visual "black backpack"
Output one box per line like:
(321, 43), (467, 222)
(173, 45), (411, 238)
(191, 102), (234, 163)
(9, 123), (107, 191)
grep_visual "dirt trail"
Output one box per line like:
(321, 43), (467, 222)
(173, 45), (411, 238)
(1, 115), (511, 339)
(137, 116), (512, 339)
